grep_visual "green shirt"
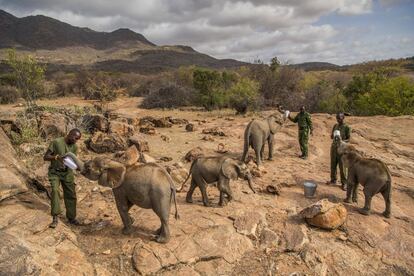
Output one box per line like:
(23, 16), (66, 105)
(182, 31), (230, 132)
(290, 112), (313, 130)
(47, 137), (78, 171)
(331, 123), (351, 145)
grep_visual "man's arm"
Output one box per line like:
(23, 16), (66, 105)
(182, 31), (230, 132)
(288, 113), (298, 123)
(43, 141), (62, 162)
(330, 125), (336, 140)
(308, 114), (313, 134)
(344, 126), (351, 142)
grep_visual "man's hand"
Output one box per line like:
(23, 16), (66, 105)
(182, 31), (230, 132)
(55, 154), (64, 163)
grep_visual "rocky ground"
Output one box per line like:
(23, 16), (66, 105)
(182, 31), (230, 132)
(0, 97), (413, 275)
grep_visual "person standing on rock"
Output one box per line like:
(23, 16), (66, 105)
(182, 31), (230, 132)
(44, 128), (82, 228)
(329, 113), (351, 190)
(288, 105), (313, 159)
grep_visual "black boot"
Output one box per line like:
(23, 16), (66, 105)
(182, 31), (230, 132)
(49, 216), (58, 228)
(68, 218), (81, 226)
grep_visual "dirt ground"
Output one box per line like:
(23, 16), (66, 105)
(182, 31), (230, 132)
(1, 96), (413, 275)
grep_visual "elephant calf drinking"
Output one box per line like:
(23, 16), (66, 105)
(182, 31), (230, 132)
(177, 156), (255, 207)
(70, 148), (179, 244)
(337, 140), (392, 218)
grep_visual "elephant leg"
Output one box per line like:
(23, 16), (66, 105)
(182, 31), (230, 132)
(344, 170), (355, 203)
(114, 193), (133, 235)
(152, 194), (171, 244)
(260, 144), (265, 162)
(352, 182), (359, 203)
(218, 179), (232, 206)
(219, 191), (226, 206)
(268, 135), (274, 161)
(186, 178), (197, 203)
(193, 174), (210, 207)
(381, 187), (391, 218)
(359, 188), (372, 216)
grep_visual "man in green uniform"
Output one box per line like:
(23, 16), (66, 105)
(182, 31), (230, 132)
(329, 113), (351, 190)
(288, 105), (313, 159)
(44, 128), (82, 228)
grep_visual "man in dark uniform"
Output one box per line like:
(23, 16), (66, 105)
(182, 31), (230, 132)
(288, 105), (313, 159)
(329, 113), (351, 190)
(44, 128), (82, 228)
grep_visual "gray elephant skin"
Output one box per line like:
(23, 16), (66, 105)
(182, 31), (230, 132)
(242, 115), (283, 166)
(178, 156), (255, 207)
(68, 152), (179, 243)
(337, 140), (392, 218)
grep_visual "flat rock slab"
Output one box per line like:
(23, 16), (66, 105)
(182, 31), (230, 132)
(132, 224), (253, 275)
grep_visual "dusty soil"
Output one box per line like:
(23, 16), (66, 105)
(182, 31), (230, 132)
(1, 97), (413, 275)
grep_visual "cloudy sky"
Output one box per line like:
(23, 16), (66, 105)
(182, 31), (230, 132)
(1, 0), (413, 65)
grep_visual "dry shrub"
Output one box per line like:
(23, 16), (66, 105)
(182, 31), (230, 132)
(0, 85), (20, 104)
(141, 85), (196, 108)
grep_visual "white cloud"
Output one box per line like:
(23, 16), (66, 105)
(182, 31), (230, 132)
(0, 0), (411, 65)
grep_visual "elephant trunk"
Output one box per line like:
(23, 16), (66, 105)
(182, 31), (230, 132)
(64, 152), (85, 173)
(247, 175), (256, 193)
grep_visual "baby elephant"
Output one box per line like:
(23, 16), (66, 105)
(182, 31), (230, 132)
(177, 156), (255, 207)
(337, 140), (392, 218)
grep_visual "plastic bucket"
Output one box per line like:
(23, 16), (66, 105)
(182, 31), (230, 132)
(304, 181), (317, 198)
(284, 110), (290, 119)
(63, 156), (78, 170)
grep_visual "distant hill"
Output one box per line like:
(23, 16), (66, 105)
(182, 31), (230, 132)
(0, 10), (154, 49)
(0, 9), (247, 72)
(288, 62), (342, 71)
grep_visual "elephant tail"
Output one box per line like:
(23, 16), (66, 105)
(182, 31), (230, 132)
(171, 187), (180, 220)
(242, 120), (253, 162)
(176, 159), (196, 192)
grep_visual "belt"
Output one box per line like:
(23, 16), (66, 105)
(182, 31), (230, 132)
(55, 168), (68, 172)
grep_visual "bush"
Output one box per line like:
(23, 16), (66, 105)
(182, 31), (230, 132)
(0, 85), (20, 104)
(228, 78), (260, 114)
(353, 76), (414, 116)
(128, 82), (151, 97)
(10, 117), (40, 145)
(141, 85), (196, 108)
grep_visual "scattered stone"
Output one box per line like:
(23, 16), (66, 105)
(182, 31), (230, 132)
(102, 250), (111, 255)
(161, 134), (171, 142)
(128, 134), (150, 152)
(86, 132), (128, 153)
(233, 211), (267, 239)
(92, 187), (99, 192)
(201, 135), (215, 142)
(159, 156), (173, 162)
(185, 123), (196, 132)
(169, 117), (189, 125)
(108, 120), (134, 137)
(139, 153), (157, 163)
(38, 112), (73, 139)
(282, 224), (309, 252)
(202, 127), (226, 136)
(139, 126), (157, 135)
(153, 117), (173, 128)
(184, 147), (205, 162)
(338, 235), (348, 242)
(266, 184), (281, 195)
(299, 199), (347, 230)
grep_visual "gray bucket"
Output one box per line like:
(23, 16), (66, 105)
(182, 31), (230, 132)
(304, 181), (317, 198)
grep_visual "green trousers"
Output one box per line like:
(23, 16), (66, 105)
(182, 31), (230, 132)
(48, 170), (77, 220)
(299, 129), (309, 157)
(330, 145), (347, 185)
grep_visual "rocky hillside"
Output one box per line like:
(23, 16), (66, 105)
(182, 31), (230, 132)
(0, 97), (413, 275)
(0, 10), (247, 72)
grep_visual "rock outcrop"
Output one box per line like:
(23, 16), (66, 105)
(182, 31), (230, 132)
(300, 199), (347, 230)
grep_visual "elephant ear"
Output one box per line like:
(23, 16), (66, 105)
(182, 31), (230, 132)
(267, 116), (281, 134)
(221, 158), (239, 180)
(98, 159), (126, 189)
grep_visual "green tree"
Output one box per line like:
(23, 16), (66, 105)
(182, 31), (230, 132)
(228, 77), (259, 114)
(6, 49), (45, 108)
(193, 68), (226, 110)
(270, 56), (281, 72)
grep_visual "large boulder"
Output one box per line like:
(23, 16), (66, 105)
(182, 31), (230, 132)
(184, 147), (205, 162)
(202, 127), (226, 136)
(86, 131), (128, 153)
(81, 114), (109, 133)
(0, 128), (28, 201)
(38, 112), (75, 139)
(299, 199), (347, 230)
(108, 120), (134, 137)
(166, 162), (188, 185)
(128, 134), (150, 152)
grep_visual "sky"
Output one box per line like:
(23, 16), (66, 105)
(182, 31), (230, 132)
(1, 0), (413, 65)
